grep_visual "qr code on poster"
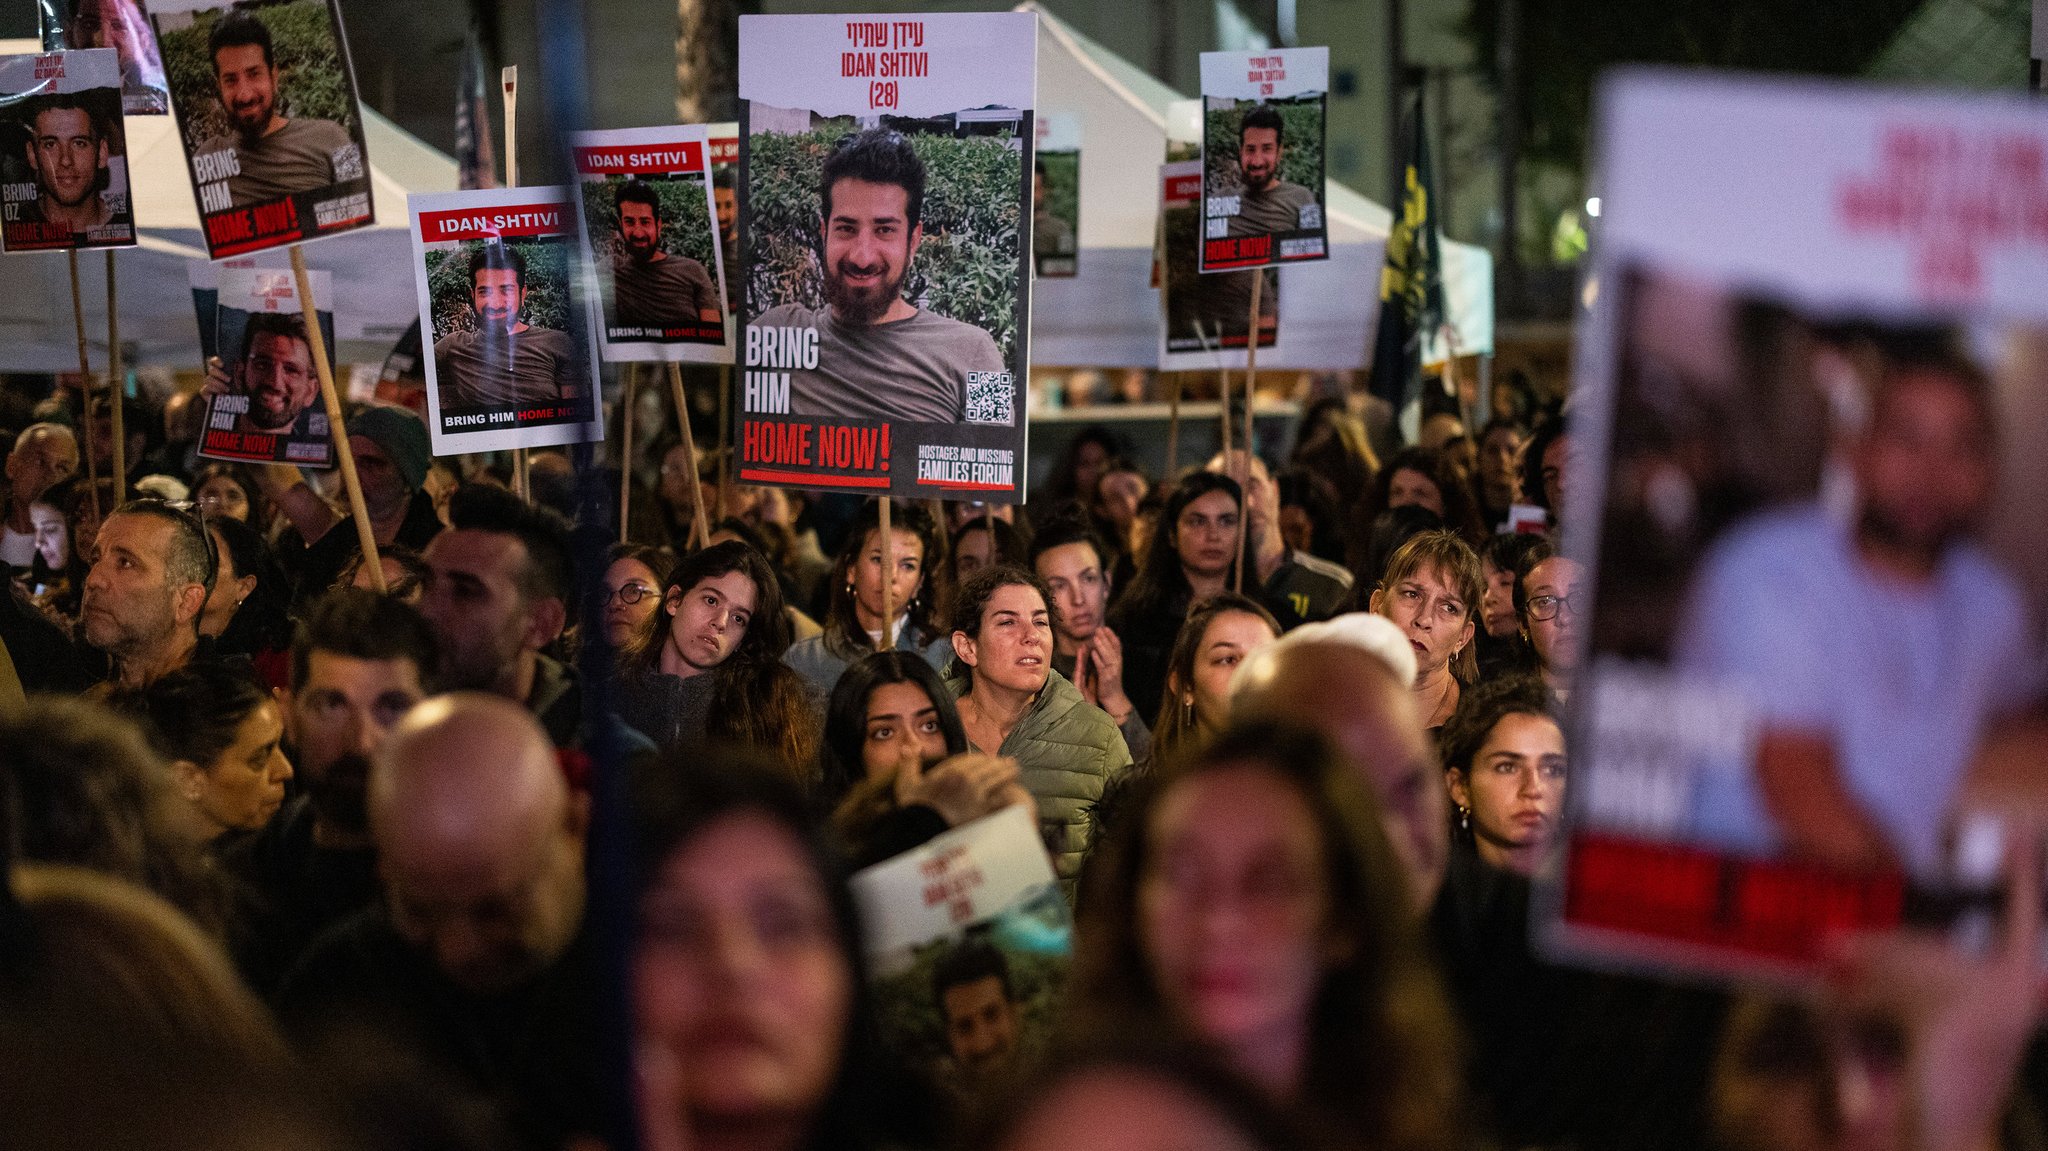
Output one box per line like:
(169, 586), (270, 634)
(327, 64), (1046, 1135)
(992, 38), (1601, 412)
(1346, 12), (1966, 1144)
(964, 371), (1015, 426)
(331, 144), (365, 183)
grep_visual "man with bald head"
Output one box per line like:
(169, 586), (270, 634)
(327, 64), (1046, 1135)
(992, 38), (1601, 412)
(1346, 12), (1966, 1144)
(1229, 614), (1444, 911)
(280, 693), (599, 1149)
(2, 422), (78, 569)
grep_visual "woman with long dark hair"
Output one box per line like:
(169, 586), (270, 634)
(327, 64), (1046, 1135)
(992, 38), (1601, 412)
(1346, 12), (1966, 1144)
(818, 649), (1029, 868)
(1106, 471), (1243, 724)
(615, 540), (819, 777)
(1071, 719), (1464, 1151)
(116, 659), (293, 848)
(785, 500), (949, 699)
(629, 759), (937, 1151)
(203, 516), (293, 690)
(1146, 593), (1281, 766)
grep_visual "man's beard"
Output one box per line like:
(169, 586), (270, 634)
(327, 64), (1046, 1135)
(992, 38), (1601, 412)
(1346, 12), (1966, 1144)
(823, 258), (904, 327)
(1859, 503), (1967, 566)
(229, 95), (274, 140)
(622, 235), (659, 264)
(1243, 167), (1275, 192)
(305, 753), (371, 835)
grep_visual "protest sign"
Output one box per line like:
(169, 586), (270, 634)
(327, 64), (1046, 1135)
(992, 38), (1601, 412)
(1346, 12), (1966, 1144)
(709, 121), (738, 319)
(151, 0), (373, 258)
(1033, 113), (1078, 278)
(0, 49), (133, 252)
(737, 12), (1035, 502)
(1542, 71), (2048, 982)
(1197, 46), (1327, 273)
(408, 185), (603, 456)
(1159, 159), (1276, 369)
(849, 805), (1069, 1094)
(40, 0), (168, 114)
(573, 124), (732, 363)
(197, 264), (335, 467)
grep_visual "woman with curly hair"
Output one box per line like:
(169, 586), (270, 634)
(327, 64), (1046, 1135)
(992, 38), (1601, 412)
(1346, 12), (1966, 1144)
(615, 540), (820, 777)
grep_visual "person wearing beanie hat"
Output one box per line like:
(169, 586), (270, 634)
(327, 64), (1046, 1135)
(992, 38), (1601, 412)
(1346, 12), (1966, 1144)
(261, 404), (444, 606)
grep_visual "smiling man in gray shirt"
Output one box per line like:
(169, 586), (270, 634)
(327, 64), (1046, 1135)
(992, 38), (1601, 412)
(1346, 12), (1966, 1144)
(198, 10), (357, 206)
(753, 127), (1006, 425)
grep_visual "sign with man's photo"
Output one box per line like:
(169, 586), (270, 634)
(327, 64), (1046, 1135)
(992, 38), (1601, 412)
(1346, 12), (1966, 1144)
(196, 264), (335, 467)
(40, 0), (171, 114)
(1159, 159), (1276, 370)
(407, 185), (604, 456)
(1033, 113), (1078, 278)
(737, 11), (1036, 502)
(572, 124), (732, 363)
(1197, 46), (1328, 272)
(0, 48), (134, 252)
(151, 0), (374, 258)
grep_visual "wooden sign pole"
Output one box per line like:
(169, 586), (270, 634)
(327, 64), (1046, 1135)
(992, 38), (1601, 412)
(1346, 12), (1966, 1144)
(1165, 372), (1182, 480)
(619, 363), (636, 539)
(291, 246), (386, 593)
(665, 361), (709, 549)
(67, 252), (101, 522)
(106, 251), (125, 503)
(1234, 269), (1265, 595)
(877, 496), (894, 648)
(715, 362), (731, 514)
(501, 65), (529, 501)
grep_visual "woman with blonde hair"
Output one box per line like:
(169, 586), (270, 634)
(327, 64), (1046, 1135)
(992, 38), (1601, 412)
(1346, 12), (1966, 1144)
(1369, 530), (1485, 735)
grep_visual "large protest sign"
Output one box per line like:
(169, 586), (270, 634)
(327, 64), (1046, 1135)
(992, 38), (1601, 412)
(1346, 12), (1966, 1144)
(151, 0), (373, 258)
(737, 12), (1035, 502)
(408, 186), (603, 456)
(0, 49), (134, 252)
(40, 0), (169, 114)
(1159, 159), (1276, 369)
(1197, 46), (1327, 273)
(1033, 113), (1078, 278)
(1541, 71), (2048, 983)
(196, 264), (335, 467)
(573, 124), (732, 363)
(849, 805), (1069, 1094)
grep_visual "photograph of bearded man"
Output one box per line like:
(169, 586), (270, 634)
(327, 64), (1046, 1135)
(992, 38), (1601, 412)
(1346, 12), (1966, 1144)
(196, 8), (353, 207)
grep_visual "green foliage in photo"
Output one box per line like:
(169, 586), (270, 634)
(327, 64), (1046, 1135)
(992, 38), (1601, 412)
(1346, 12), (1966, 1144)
(745, 123), (1023, 369)
(424, 237), (574, 340)
(157, 0), (361, 147)
(1202, 94), (1326, 198)
(1036, 150), (1078, 231)
(869, 940), (1066, 1074)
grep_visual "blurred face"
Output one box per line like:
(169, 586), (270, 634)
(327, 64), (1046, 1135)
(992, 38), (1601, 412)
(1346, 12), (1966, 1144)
(992, 1069), (1271, 1151)
(860, 679), (948, 782)
(241, 331), (316, 430)
(419, 530), (538, 692)
(1540, 436), (1570, 515)
(80, 513), (196, 656)
(942, 975), (1018, 1075)
(196, 474), (252, 522)
(1181, 611), (1278, 736)
(186, 701), (292, 836)
(1072, 441), (1110, 497)
(1278, 504), (1314, 555)
(1450, 712), (1566, 875)
(1855, 370), (1993, 562)
(1140, 765), (1329, 1062)
(636, 813), (852, 1125)
(954, 528), (995, 583)
(383, 806), (585, 994)
(71, 0), (146, 57)
(618, 198), (662, 261)
(1479, 557), (1520, 638)
(664, 571), (758, 676)
(1097, 470), (1145, 531)
(28, 502), (66, 571)
(1480, 426), (1523, 508)
(1238, 125), (1280, 192)
(661, 444), (698, 509)
(714, 185), (738, 240)
(198, 527), (242, 638)
(602, 557), (663, 650)
(27, 107), (103, 207)
(853, 528), (923, 625)
(1036, 541), (1108, 647)
(960, 583), (1052, 695)
(1386, 467), (1444, 517)
(6, 428), (77, 502)
(1173, 491), (1239, 581)
(289, 651), (425, 836)
(212, 42), (277, 137)
(347, 435), (411, 521)
(1521, 556), (1583, 677)
(1373, 562), (1474, 680)
(471, 267), (527, 333)
(821, 177), (920, 327)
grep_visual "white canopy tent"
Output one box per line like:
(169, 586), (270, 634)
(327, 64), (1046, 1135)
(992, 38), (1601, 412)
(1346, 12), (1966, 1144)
(0, 36), (456, 373)
(1024, 4), (1493, 371)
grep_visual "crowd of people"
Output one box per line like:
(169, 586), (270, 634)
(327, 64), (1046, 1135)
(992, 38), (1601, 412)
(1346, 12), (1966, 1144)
(0, 374), (2041, 1151)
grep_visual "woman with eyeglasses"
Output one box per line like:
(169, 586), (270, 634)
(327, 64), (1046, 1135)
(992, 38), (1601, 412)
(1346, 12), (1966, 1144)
(601, 542), (674, 652)
(1513, 540), (1583, 705)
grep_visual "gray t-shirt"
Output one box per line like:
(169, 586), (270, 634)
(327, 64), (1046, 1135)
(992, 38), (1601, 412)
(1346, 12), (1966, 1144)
(433, 326), (581, 410)
(1226, 178), (1318, 238)
(205, 117), (357, 206)
(611, 252), (719, 332)
(752, 302), (1005, 424)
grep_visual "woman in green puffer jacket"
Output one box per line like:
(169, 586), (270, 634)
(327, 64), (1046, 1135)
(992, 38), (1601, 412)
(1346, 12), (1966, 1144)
(944, 564), (1133, 893)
